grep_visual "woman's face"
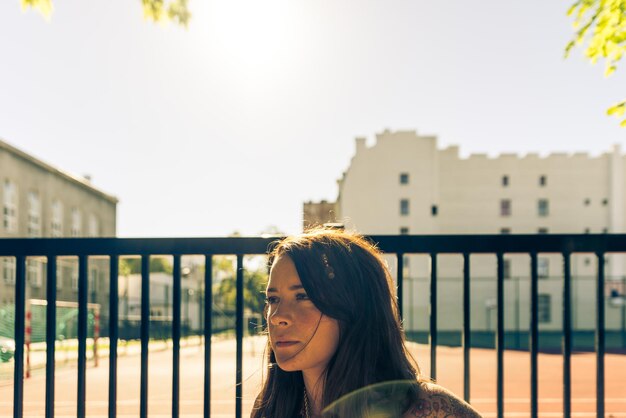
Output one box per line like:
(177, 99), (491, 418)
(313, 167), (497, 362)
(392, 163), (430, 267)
(266, 255), (340, 375)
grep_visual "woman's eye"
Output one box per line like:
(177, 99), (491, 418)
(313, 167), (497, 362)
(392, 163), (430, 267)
(295, 293), (310, 301)
(265, 296), (279, 304)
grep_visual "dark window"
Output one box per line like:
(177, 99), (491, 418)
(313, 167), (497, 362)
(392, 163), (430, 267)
(538, 199), (549, 217)
(503, 259), (511, 279)
(400, 227), (409, 235)
(538, 294), (551, 323)
(538, 257), (549, 278)
(538, 228), (549, 234)
(584, 198), (590, 206)
(500, 199), (511, 216)
(539, 175), (547, 186)
(603, 227), (608, 233)
(400, 199), (409, 216)
(400, 173), (409, 185)
(502, 175), (509, 187)
(500, 228), (511, 234)
(584, 228), (590, 234)
(602, 198), (609, 206)
(431, 205), (438, 216)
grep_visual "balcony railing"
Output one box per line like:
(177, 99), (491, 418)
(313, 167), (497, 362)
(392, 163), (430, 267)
(1, 234), (625, 418)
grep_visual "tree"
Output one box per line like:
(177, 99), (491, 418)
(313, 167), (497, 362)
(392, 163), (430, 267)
(566, 0), (626, 126)
(216, 269), (267, 314)
(20, 0), (191, 27)
(213, 256), (268, 315)
(119, 257), (173, 276)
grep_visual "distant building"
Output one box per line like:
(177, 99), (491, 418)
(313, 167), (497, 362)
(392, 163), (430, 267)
(303, 200), (338, 230)
(308, 130), (626, 347)
(0, 138), (117, 335)
(119, 271), (203, 332)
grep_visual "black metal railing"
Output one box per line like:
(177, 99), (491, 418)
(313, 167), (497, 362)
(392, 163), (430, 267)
(1, 234), (624, 418)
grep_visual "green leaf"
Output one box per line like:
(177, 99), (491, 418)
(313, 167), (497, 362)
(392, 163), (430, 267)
(21, 0), (53, 19)
(607, 101), (626, 117)
(605, 65), (617, 76)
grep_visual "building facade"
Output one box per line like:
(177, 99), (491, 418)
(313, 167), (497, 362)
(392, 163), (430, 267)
(305, 130), (626, 347)
(302, 200), (338, 230)
(0, 139), (117, 340)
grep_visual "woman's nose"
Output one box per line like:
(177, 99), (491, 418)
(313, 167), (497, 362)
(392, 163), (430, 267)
(269, 302), (292, 326)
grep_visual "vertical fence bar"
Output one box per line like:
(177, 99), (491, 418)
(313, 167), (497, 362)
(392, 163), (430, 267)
(204, 255), (213, 418)
(140, 255), (150, 418)
(397, 253), (404, 319)
(462, 253), (471, 403)
(13, 256), (25, 418)
(77, 255), (88, 418)
(429, 252), (437, 380)
(235, 254), (244, 418)
(562, 252), (572, 418)
(45, 256), (57, 418)
(596, 252), (605, 418)
(108, 256), (119, 418)
(496, 252), (504, 418)
(172, 255), (181, 418)
(530, 252), (538, 418)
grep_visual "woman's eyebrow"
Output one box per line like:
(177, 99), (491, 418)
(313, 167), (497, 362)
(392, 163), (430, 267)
(266, 284), (304, 293)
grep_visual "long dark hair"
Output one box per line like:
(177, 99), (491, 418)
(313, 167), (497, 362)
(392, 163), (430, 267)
(251, 229), (423, 418)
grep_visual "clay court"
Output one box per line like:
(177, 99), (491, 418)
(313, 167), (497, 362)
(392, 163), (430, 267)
(0, 336), (624, 417)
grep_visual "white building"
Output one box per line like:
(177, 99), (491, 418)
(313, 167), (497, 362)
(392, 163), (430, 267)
(308, 130), (626, 348)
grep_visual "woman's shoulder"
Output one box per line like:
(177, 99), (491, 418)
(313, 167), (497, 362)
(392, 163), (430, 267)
(402, 382), (483, 418)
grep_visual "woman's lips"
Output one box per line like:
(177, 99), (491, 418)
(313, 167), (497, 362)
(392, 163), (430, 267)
(275, 341), (299, 348)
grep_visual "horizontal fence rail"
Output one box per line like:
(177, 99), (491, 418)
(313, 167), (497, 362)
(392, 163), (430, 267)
(1, 234), (624, 418)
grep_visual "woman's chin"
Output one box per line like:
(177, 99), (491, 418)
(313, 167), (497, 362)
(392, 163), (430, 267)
(276, 360), (298, 372)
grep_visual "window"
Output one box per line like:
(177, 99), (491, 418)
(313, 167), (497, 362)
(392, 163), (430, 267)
(402, 255), (410, 270)
(51, 200), (63, 237)
(603, 227), (608, 233)
(56, 266), (63, 290)
(2, 258), (15, 285)
(538, 294), (551, 323)
(502, 175), (509, 187)
(584, 198), (590, 206)
(584, 228), (590, 234)
(399, 173), (409, 185)
(602, 198), (609, 206)
(537, 199), (549, 217)
(71, 266), (79, 291)
(400, 227), (409, 235)
(538, 257), (549, 278)
(27, 191), (41, 237)
(71, 208), (81, 237)
(539, 175), (547, 186)
(400, 199), (410, 216)
(538, 228), (549, 234)
(3, 180), (17, 233)
(500, 228), (511, 234)
(500, 199), (511, 216)
(27, 259), (42, 288)
(89, 266), (98, 293)
(57, 259), (74, 291)
(88, 214), (99, 237)
(431, 205), (438, 216)
(503, 259), (511, 279)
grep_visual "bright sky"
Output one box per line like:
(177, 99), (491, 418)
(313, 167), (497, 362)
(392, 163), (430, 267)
(0, 0), (624, 237)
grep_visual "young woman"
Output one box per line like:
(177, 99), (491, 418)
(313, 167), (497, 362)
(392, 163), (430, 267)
(251, 229), (481, 418)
